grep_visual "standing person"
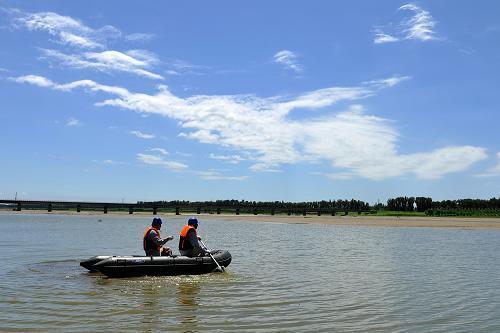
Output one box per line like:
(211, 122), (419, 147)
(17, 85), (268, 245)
(178, 217), (207, 257)
(143, 218), (174, 256)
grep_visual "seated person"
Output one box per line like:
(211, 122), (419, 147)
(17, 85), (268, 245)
(143, 218), (174, 256)
(178, 217), (208, 257)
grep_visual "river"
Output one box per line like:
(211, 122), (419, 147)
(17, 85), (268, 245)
(1, 213), (499, 332)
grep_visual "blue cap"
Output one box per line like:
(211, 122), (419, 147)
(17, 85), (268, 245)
(187, 217), (198, 226)
(152, 218), (162, 226)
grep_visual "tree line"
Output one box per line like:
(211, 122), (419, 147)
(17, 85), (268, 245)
(137, 199), (370, 212)
(137, 197), (499, 213)
(386, 197), (500, 212)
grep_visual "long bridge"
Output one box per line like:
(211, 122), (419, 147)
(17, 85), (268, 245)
(0, 199), (356, 216)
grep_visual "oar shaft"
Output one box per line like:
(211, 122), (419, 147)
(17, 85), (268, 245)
(200, 239), (224, 272)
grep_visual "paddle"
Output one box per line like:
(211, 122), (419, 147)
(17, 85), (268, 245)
(199, 239), (225, 273)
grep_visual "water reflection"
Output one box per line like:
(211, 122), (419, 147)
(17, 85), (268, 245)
(140, 283), (163, 332)
(176, 281), (200, 333)
(3, 215), (500, 332)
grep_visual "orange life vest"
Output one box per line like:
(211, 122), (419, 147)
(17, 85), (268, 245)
(179, 225), (197, 250)
(143, 226), (161, 252)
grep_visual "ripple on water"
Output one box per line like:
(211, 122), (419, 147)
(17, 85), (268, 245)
(1, 216), (500, 332)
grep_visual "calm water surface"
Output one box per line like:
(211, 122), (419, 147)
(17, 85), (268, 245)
(1, 213), (499, 332)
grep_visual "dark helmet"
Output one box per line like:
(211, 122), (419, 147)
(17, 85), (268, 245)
(152, 218), (162, 226)
(187, 217), (198, 226)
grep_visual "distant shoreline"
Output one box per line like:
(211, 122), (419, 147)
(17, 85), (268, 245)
(2, 209), (500, 229)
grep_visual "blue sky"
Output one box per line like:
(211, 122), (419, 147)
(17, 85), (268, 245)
(0, 1), (499, 204)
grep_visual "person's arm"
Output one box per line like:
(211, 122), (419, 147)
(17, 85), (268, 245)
(149, 231), (173, 246)
(187, 230), (204, 253)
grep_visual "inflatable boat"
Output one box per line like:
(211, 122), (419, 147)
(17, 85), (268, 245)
(80, 250), (231, 277)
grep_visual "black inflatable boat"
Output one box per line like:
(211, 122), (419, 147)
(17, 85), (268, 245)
(80, 250), (231, 277)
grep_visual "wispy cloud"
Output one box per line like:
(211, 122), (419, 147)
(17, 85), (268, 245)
(164, 59), (211, 76)
(373, 31), (400, 44)
(149, 148), (169, 155)
(209, 153), (246, 164)
(137, 151), (247, 180)
(195, 170), (249, 181)
(249, 163), (282, 173)
(93, 159), (128, 165)
(130, 130), (155, 139)
(273, 50), (304, 73)
(40, 48), (163, 80)
(125, 33), (155, 42)
(374, 3), (441, 44)
(12, 74), (487, 180)
(11, 10), (119, 49)
(475, 152), (500, 177)
(9, 75), (130, 96)
(364, 75), (412, 88)
(7, 9), (214, 82)
(66, 117), (80, 126)
(311, 171), (354, 180)
(137, 153), (188, 171)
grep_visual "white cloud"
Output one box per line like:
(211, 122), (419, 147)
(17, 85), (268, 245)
(209, 153), (246, 164)
(249, 163), (282, 173)
(10, 75), (55, 87)
(12, 74), (487, 180)
(149, 148), (169, 155)
(130, 130), (155, 139)
(12, 10), (108, 49)
(196, 170), (249, 181)
(137, 153), (188, 171)
(476, 152), (500, 177)
(179, 130), (219, 144)
(125, 50), (160, 65)
(164, 59), (211, 76)
(66, 117), (80, 126)
(312, 171), (354, 180)
(374, 3), (441, 44)
(125, 33), (155, 42)
(138, 155), (249, 179)
(9, 9), (164, 80)
(93, 159), (128, 165)
(273, 50), (304, 73)
(40, 49), (163, 80)
(10, 75), (130, 96)
(374, 30), (399, 44)
(364, 75), (412, 88)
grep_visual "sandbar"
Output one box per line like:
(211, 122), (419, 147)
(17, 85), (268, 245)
(1, 209), (500, 229)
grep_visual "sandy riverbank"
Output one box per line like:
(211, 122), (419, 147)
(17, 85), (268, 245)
(2, 209), (500, 229)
